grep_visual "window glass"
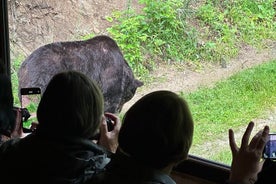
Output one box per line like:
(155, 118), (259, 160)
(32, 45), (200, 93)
(8, 0), (276, 166)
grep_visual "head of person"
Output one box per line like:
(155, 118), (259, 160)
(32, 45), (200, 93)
(119, 90), (194, 169)
(36, 70), (104, 139)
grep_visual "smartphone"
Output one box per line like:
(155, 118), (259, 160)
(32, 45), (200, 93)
(20, 87), (41, 133)
(106, 118), (114, 132)
(263, 133), (276, 160)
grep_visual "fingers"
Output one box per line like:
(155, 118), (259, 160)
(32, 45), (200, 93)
(240, 121), (254, 150)
(100, 116), (108, 134)
(229, 129), (238, 155)
(255, 125), (269, 151)
(228, 122), (270, 184)
(98, 113), (120, 153)
(249, 130), (263, 149)
(104, 112), (121, 131)
(99, 113), (121, 136)
(248, 125), (269, 152)
(229, 122), (268, 150)
(104, 112), (115, 120)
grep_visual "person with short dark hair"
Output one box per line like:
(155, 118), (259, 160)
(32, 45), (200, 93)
(89, 90), (194, 184)
(87, 90), (269, 184)
(119, 90), (194, 170)
(0, 70), (120, 184)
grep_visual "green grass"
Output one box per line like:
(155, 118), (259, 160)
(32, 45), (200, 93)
(11, 54), (24, 107)
(179, 60), (276, 164)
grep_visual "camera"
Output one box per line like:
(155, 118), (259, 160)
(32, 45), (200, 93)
(263, 133), (276, 160)
(13, 106), (31, 122)
(106, 118), (114, 132)
(20, 87), (41, 133)
(91, 117), (114, 140)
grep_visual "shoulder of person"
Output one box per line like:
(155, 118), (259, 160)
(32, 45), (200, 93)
(0, 137), (21, 154)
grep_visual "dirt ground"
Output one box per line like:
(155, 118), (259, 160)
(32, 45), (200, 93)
(7, 0), (276, 159)
(122, 43), (276, 111)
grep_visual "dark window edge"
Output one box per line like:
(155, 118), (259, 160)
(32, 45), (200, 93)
(0, 0), (11, 76)
(173, 154), (231, 183)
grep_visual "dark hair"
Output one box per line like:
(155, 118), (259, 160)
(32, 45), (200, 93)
(36, 70), (104, 139)
(119, 90), (194, 169)
(0, 74), (15, 136)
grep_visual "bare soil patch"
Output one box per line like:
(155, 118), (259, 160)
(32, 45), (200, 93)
(122, 42), (276, 112)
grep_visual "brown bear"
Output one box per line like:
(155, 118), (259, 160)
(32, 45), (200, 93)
(18, 35), (143, 113)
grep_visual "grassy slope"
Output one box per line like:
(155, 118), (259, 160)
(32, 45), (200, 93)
(182, 60), (276, 164)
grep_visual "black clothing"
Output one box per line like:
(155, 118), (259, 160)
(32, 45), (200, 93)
(255, 159), (276, 184)
(90, 151), (176, 184)
(0, 74), (16, 139)
(0, 133), (110, 184)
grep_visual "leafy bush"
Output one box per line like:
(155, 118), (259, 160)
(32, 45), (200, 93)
(105, 0), (276, 79)
(197, 0), (276, 59)
(107, 0), (197, 79)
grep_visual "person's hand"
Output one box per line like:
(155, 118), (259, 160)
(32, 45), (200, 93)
(228, 121), (269, 184)
(11, 108), (24, 138)
(98, 112), (121, 153)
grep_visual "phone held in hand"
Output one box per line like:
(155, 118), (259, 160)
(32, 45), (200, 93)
(263, 133), (276, 160)
(106, 118), (114, 132)
(91, 117), (114, 140)
(20, 87), (41, 133)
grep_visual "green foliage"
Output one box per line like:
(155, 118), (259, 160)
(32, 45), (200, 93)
(196, 3), (238, 61)
(227, 0), (276, 44)
(106, 0), (197, 79)
(139, 0), (197, 60)
(180, 60), (276, 163)
(11, 55), (24, 107)
(197, 0), (276, 56)
(107, 9), (149, 77)
(104, 0), (276, 79)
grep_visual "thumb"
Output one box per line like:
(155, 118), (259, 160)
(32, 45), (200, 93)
(100, 117), (108, 135)
(229, 129), (238, 156)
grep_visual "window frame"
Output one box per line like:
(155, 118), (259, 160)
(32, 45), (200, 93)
(0, 0), (10, 76)
(172, 155), (230, 183)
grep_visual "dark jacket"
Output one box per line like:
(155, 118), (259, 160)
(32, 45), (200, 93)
(255, 159), (276, 184)
(0, 133), (110, 184)
(89, 151), (176, 184)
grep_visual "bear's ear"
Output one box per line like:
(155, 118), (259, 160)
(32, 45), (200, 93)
(135, 79), (143, 88)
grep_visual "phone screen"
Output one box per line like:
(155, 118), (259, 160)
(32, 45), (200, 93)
(20, 87), (41, 132)
(263, 133), (276, 160)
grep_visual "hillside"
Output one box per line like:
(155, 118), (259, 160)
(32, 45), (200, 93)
(8, 0), (144, 59)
